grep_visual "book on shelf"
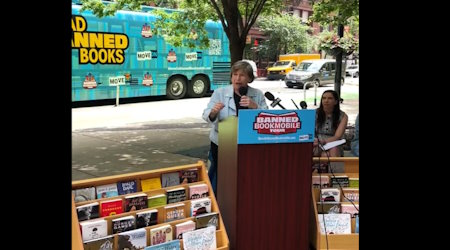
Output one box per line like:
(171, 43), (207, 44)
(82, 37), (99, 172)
(166, 187), (187, 204)
(150, 224), (173, 246)
(76, 202), (100, 222)
(349, 177), (359, 188)
(83, 235), (114, 250)
(73, 187), (96, 202)
(330, 175), (349, 188)
(136, 209), (158, 228)
(195, 212), (219, 229)
(80, 219), (108, 242)
(161, 172), (181, 187)
(318, 213), (352, 235)
(124, 193), (148, 212)
(164, 203), (186, 222)
(118, 228), (147, 250)
(190, 197), (211, 216)
(320, 188), (341, 203)
(96, 183), (119, 199)
(312, 175), (330, 188)
(148, 194), (167, 208)
(182, 225), (216, 250)
(141, 177), (162, 192)
(342, 188), (359, 202)
(117, 179), (138, 195)
(145, 239), (180, 250)
(174, 220), (195, 239)
(188, 183), (209, 200)
(341, 204), (359, 218)
(355, 214), (359, 233)
(320, 138), (346, 151)
(100, 198), (123, 217)
(316, 202), (341, 214)
(179, 168), (199, 184)
(112, 215), (136, 234)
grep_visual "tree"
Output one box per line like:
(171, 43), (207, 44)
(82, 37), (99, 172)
(79, 0), (284, 65)
(257, 14), (314, 61)
(311, 0), (359, 96)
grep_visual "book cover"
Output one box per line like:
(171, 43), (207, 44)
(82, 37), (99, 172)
(161, 172), (180, 187)
(320, 188), (341, 203)
(141, 177), (162, 192)
(100, 198), (123, 217)
(188, 183), (209, 200)
(166, 187), (186, 204)
(195, 212), (219, 230)
(76, 202), (100, 222)
(145, 239), (180, 250)
(341, 204), (359, 218)
(174, 220), (195, 239)
(136, 209), (158, 228)
(330, 175), (349, 188)
(80, 219), (108, 242)
(96, 183), (119, 199)
(182, 225), (216, 250)
(164, 203), (186, 222)
(342, 188), (359, 202)
(316, 202), (341, 214)
(73, 187), (96, 202)
(83, 235), (114, 250)
(179, 168), (199, 184)
(118, 228), (147, 250)
(190, 197), (211, 217)
(318, 213), (351, 235)
(148, 194), (167, 208)
(349, 178), (359, 188)
(112, 215), (136, 234)
(150, 224), (173, 246)
(124, 193), (148, 212)
(312, 175), (330, 188)
(117, 180), (138, 195)
(355, 214), (359, 233)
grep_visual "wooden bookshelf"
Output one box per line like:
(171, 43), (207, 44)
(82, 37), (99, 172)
(72, 161), (229, 250)
(309, 157), (359, 250)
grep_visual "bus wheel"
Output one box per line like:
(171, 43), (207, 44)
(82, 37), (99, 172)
(167, 77), (187, 99)
(188, 75), (209, 98)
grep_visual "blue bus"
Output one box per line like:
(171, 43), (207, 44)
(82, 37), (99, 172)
(72, 3), (231, 102)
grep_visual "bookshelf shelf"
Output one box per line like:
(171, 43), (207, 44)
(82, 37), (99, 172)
(310, 157), (359, 250)
(72, 161), (229, 250)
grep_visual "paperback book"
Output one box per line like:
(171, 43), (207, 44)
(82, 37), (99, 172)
(318, 213), (351, 235)
(161, 172), (181, 187)
(117, 179), (138, 195)
(182, 226), (216, 250)
(76, 202), (100, 222)
(83, 235), (114, 250)
(148, 194), (167, 208)
(100, 198), (123, 217)
(96, 183), (119, 199)
(164, 203), (186, 222)
(80, 219), (108, 242)
(124, 193), (148, 212)
(73, 187), (96, 202)
(141, 177), (162, 192)
(179, 168), (199, 184)
(145, 239), (180, 250)
(118, 228), (147, 250)
(136, 209), (158, 228)
(166, 187), (186, 204)
(112, 215), (136, 234)
(195, 212), (219, 229)
(150, 224), (173, 246)
(190, 197), (211, 216)
(174, 220), (195, 239)
(188, 183), (209, 200)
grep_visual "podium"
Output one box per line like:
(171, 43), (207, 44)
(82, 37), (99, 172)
(217, 110), (315, 250)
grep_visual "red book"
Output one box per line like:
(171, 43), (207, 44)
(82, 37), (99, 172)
(100, 198), (123, 217)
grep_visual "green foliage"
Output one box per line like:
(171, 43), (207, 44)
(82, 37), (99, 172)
(256, 14), (314, 60)
(319, 32), (358, 54)
(311, 0), (359, 27)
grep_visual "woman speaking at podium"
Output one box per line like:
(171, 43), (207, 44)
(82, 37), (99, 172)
(202, 60), (268, 195)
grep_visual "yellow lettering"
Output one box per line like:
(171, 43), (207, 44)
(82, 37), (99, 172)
(89, 33), (103, 48)
(115, 34), (129, 49)
(89, 49), (98, 63)
(103, 34), (115, 48)
(79, 49), (89, 63)
(115, 50), (124, 64)
(72, 32), (89, 48)
(71, 16), (87, 32)
(98, 49), (108, 64)
(108, 49), (116, 63)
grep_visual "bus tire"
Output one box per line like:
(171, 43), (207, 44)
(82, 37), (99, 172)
(167, 77), (187, 100)
(188, 75), (209, 98)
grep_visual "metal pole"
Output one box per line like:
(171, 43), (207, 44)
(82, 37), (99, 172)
(314, 82), (318, 106)
(115, 85), (120, 107)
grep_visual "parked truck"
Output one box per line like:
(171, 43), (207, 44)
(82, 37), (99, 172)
(267, 53), (320, 80)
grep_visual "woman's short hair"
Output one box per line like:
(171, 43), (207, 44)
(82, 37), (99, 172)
(231, 60), (255, 83)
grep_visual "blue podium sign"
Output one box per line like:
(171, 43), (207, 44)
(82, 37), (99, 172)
(237, 109), (316, 144)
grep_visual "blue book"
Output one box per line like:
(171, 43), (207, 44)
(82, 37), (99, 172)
(117, 180), (138, 195)
(355, 214), (359, 233)
(144, 239), (180, 250)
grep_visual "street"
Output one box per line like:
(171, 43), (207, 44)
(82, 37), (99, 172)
(72, 77), (358, 181)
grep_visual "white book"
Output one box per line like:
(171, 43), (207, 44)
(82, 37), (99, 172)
(318, 214), (351, 235)
(320, 139), (346, 151)
(183, 226), (216, 250)
(80, 219), (108, 242)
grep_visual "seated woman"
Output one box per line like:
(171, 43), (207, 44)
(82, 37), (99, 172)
(313, 90), (348, 157)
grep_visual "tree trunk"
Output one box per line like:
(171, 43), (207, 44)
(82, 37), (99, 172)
(334, 24), (344, 98)
(228, 30), (245, 66)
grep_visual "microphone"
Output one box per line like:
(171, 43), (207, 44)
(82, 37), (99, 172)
(239, 86), (248, 96)
(300, 101), (307, 109)
(264, 92), (286, 110)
